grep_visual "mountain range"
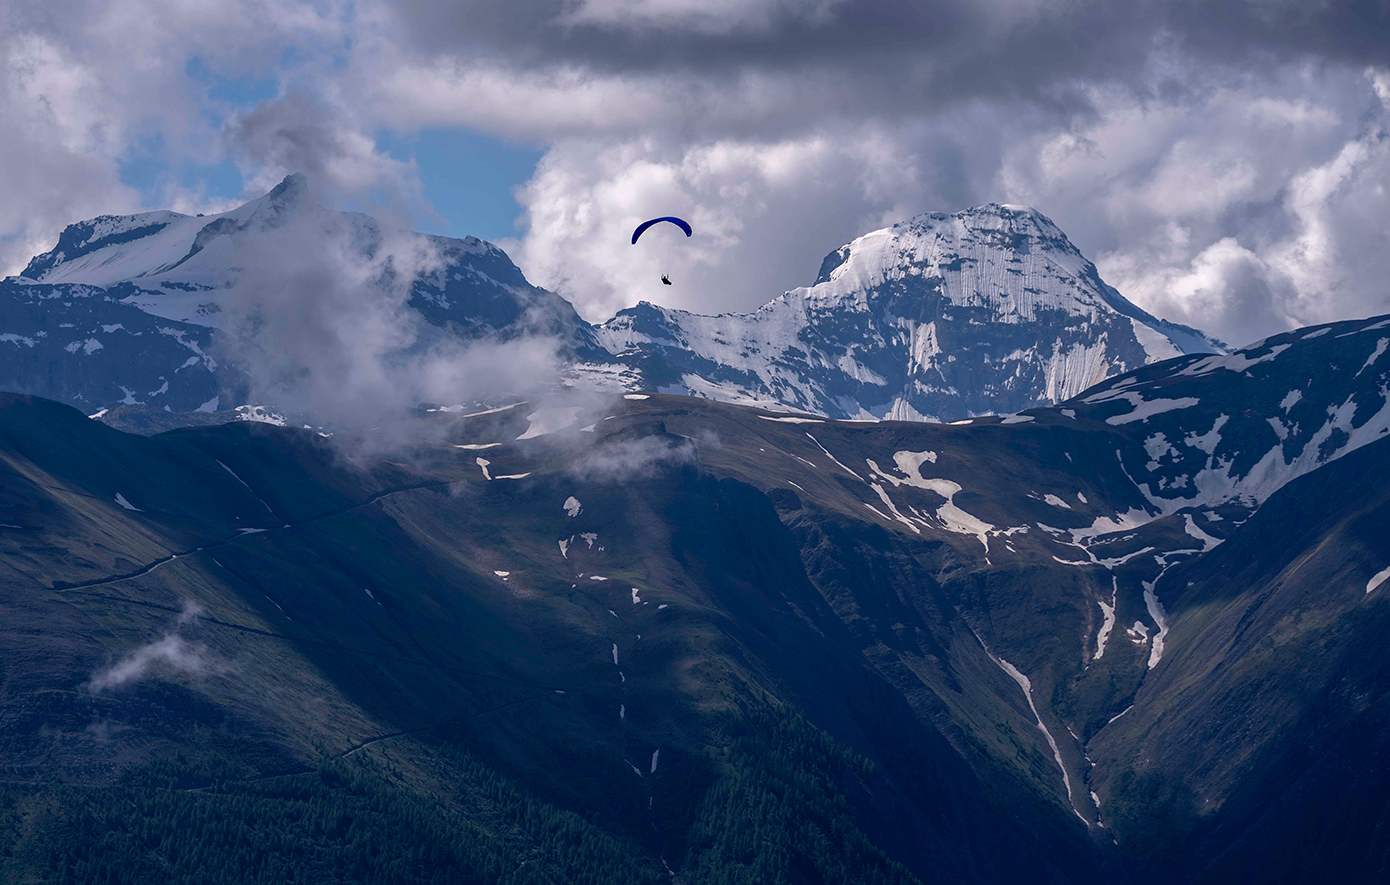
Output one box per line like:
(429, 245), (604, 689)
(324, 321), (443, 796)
(0, 309), (1387, 882)
(4, 177), (1388, 883)
(1, 175), (1221, 423)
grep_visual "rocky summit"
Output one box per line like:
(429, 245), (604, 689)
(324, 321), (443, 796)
(593, 204), (1222, 419)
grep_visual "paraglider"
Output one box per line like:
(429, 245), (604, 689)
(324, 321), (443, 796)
(632, 216), (692, 285)
(630, 216), (693, 245)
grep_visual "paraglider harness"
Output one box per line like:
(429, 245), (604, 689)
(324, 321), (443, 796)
(660, 274), (672, 285)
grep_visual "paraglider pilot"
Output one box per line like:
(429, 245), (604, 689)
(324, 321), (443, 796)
(632, 217), (693, 286)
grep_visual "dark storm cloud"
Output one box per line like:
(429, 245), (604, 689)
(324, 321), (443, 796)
(383, 0), (1390, 110)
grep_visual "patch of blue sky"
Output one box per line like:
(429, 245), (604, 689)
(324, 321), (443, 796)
(117, 57), (286, 208)
(115, 55), (543, 242)
(377, 128), (543, 244)
(117, 134), (245, 209)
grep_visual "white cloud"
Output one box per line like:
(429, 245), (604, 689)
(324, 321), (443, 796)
(0, 0), (346, 273)
(999, 68), (1390, 345)
(87, 601), (216, 691)
(214, 196), (563, 432)
(4, 0), (1390, 351)
(506, 130), (935, 320)
(0, 33), (142, 272)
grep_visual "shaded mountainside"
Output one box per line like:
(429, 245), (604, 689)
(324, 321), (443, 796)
(1, 312), (1388, 882)
(5, 186), (1215, 421)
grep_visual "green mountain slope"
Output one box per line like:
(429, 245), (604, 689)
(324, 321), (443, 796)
(2, 309), (1389, 884)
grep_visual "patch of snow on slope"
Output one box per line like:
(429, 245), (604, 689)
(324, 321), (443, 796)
(517, 406), (582, 439)
(623, 393), (649, 400)
(867, 452), (994, 549)
(449, 403), (524, 417)
(893, 450), (937, 474)
(1179, 343), (1291, 377)
(1000, 414), (1035, 424)
(1280, 389), (1303, 412)
(993, 653), (1080, 817)
(1357, 339), (1389, 376)
(1105, 393), (1201, 425)
(1069, 509), (1152, 544)
(866, 480), (921, 533)
(1183, 514), (1221, 552)
(114, 493), (141, 511)
(925, 480), (994, 551)
(1143, 581), (1171, 669)
(235, 405), (286, 426)
(564, 496), (582, 517)
(1368, 567), (1390, 595)
(759, 415), (824, 424)
(1184, 415), (1229, 454)
(1044, 494), (1072, 509)
(475, 457), (492, 480)
(1095, 578), (1117, 660)
(806, 434), (864, 480)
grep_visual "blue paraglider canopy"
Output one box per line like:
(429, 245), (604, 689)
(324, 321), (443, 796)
(631, 216), (693, 245)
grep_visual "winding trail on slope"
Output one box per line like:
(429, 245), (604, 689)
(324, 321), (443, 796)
(68, 590), (578, 692)
(176, 692), (572, 793)
(53, 477), (460, 594)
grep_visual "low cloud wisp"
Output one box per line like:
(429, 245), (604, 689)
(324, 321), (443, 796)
(87, 602), (219, 693)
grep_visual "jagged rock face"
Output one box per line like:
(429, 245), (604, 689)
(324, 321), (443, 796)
(411, 233), (604, 356)
(595, 205), (1224, 420)
(0, 281), (221, 413)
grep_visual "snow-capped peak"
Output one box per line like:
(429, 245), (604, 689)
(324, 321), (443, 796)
(589, 203), (1225, 421)
(20, 173), (311, 291)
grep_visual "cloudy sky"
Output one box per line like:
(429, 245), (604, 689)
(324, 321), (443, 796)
(3, 0), (1389, 346)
